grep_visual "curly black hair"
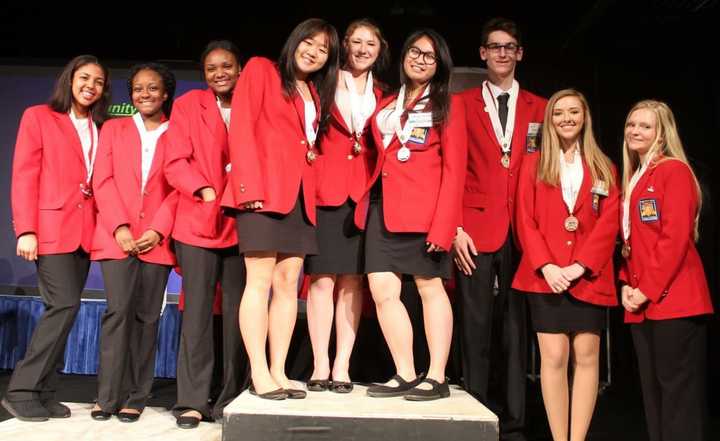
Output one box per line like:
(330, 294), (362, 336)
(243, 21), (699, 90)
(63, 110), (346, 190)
(126, 62), (176, 117)
(200, 40), (242, 66)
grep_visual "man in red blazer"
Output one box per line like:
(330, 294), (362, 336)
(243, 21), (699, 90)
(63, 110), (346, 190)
(453, 18), (547, 441)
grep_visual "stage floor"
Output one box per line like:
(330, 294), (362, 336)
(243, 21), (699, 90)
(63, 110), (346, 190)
(0, 402), (221, 441)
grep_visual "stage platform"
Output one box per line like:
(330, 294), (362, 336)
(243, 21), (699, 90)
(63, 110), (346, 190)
(224, 383), (498, 441)
(0, 402), (221, 441)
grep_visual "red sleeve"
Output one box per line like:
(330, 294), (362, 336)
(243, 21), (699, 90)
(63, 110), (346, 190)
(515, 156), (554, 271)
(638, 162), (698, 303)
(427, 95), (468, 250)
(149, 190), (179, 240)
(575, 170), (620, 276)
(92, 122), (131, 237)
(227, 57), (269, 205)
(164, 97), (212, 199)
(11, 108), (43, 237)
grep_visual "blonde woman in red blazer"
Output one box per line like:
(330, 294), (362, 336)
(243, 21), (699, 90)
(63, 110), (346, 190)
(89, 63), (177, 423)
(620, 100), (713, 441)
(513, 89), (618, 441)
(2, 55), (110, 422)
(164, 41), (248, 428)
(221, 19), (340, 400)
(303, 18), (388, 394)
(353, 29), (467, 401)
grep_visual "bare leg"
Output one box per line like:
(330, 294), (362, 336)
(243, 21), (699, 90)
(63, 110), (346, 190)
(268, 254), (304, 389)
(413, 276), (452, 389)
(239, 252), (279, 395)
(569, 332), (600, 441)
(332, 275), (363, 383)
(368, 272), (416, 384)
(538, 332), (571, 441)
(306, 274), (335, 381)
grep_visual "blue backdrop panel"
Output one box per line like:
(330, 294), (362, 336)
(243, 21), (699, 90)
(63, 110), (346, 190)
(0, 296), (180, 378)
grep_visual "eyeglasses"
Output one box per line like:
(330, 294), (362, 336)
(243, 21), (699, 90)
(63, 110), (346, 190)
(407, 46), (437, 65)
(483, 43), (520, 54)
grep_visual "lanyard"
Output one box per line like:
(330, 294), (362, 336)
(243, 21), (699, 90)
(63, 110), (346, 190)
(481, 80), (518, 154)
(70, 110), (97, 184)
(559, 146), (583, 214)
(622, 152), (655, 240)
(390, 83), (431, 146)
(342, 70), (375, 139)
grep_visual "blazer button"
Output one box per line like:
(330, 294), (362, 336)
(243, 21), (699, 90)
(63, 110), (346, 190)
(139, 212), (145, 219)
(347, 155), (353, 160)
(382, 172), (388, 177)
(566, 240), (572, 246)
(240, 188), (246, 193)
(300, 140), (306, 145)
(77, 203), (83, 209)
(143, 190), (150, 196)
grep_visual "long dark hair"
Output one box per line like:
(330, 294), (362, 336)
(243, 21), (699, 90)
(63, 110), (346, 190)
(399, 29), (453, 125)
(48, 55), (111, 125)
(278, 18), (340, 132)
(342, 18), (390, 88)
(127, 62), (177, 117)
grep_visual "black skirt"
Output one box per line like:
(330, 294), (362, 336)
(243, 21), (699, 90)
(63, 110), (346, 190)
(235, 194), (318, 255)
(363, 196), (451, 279)
(526, 291), (606, 333)
(304, 199), (364, 275)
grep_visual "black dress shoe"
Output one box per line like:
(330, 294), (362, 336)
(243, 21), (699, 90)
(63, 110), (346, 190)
(248, 384), (288, 400)
(367, 374), (424, 398)
(91, 408), (113, 421)
(306, 378), (330, 392)
(330, 381), (354, 394)
(41, 399), (71, 418)
(403, 378), (450, 401)
(176, 414), (200, 429)
(117, 410), (141, 423)
(284, 388), (307, 399)
(1, 397), (50, 422)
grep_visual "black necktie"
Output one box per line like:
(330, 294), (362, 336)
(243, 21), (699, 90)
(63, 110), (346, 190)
(497, 93), (510, 134)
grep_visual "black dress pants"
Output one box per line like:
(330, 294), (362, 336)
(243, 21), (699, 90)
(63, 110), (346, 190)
(6, 249), (90, 401)
(456, 235), (527, 440)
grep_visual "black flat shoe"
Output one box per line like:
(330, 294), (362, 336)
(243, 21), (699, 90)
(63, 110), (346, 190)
(284, 388), (307, 399)
(248, 384), (288, 400)
(307, 378), (330, 392)
(91, 408), (113, 421)
(1, 398), (49, 422)
(176, 414), (200, 429)
(118, 410), (141, 423)
(403, 378), (450, 401)
(330, 381), (353, 394)
(367, 374), (424, 398)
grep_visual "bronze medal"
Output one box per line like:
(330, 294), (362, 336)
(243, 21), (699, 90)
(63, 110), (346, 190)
(564, 215), (579, 232)
(501, 153), (511, 168)
(80, 183), (93, 199)
(621, 242), (631, 258)
(353, 139), (362, 155)
(306, 149), (317, 163)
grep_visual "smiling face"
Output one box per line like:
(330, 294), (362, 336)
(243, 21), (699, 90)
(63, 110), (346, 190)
(294, 31), (330, 77)
(403, 35), (437, 87)
(344, 25), (381, 74)
(552, 95), (585, 146)
(625, 108), (659, 157)
(131, 69), (167, 118)
(203, 48), (241, 97)
(479, 30), (523, 79)
(71, 63), (105, 114)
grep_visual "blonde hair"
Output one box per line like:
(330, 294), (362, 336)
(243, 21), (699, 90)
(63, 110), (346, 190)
(621, 99), (702, 241)
(538, 89), (615, 190)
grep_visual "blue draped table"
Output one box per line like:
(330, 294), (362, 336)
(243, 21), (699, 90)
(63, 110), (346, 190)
(0, 295), (180, 378)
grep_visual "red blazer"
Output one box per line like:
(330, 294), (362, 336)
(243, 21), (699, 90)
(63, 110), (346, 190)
(90, 117), (177, 265)
(11, 105), (96, 255)
(164, 88), (237, 249)
(620, 158), (713, 322)
(353, 93), (468, 251)
(221, 57), (320, 225)
(459, 87), (547, 252)
(512, 154), (619, 307)
(314, 85), (384, 206)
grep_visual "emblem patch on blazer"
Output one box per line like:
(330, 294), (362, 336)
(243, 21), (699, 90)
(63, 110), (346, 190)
(639, 198), (659, 222)
(408, 127), (429, 144)
(526, 122), (541, 153)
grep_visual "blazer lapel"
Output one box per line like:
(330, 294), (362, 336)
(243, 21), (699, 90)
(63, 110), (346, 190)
(510, 90), (532, 170)
(56, 112), (86, 165)
(200, 89), (228, 149)
(573, 159), (593, 212)
(126, 117), (143, 184)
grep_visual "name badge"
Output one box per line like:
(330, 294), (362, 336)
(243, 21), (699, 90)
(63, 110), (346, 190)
(408, 127), (429, 144)
(591, 180), (609, 197)
(407, 111), (433, 128)
(526, 122), (541, 153)
(639, 198), (659, 222)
